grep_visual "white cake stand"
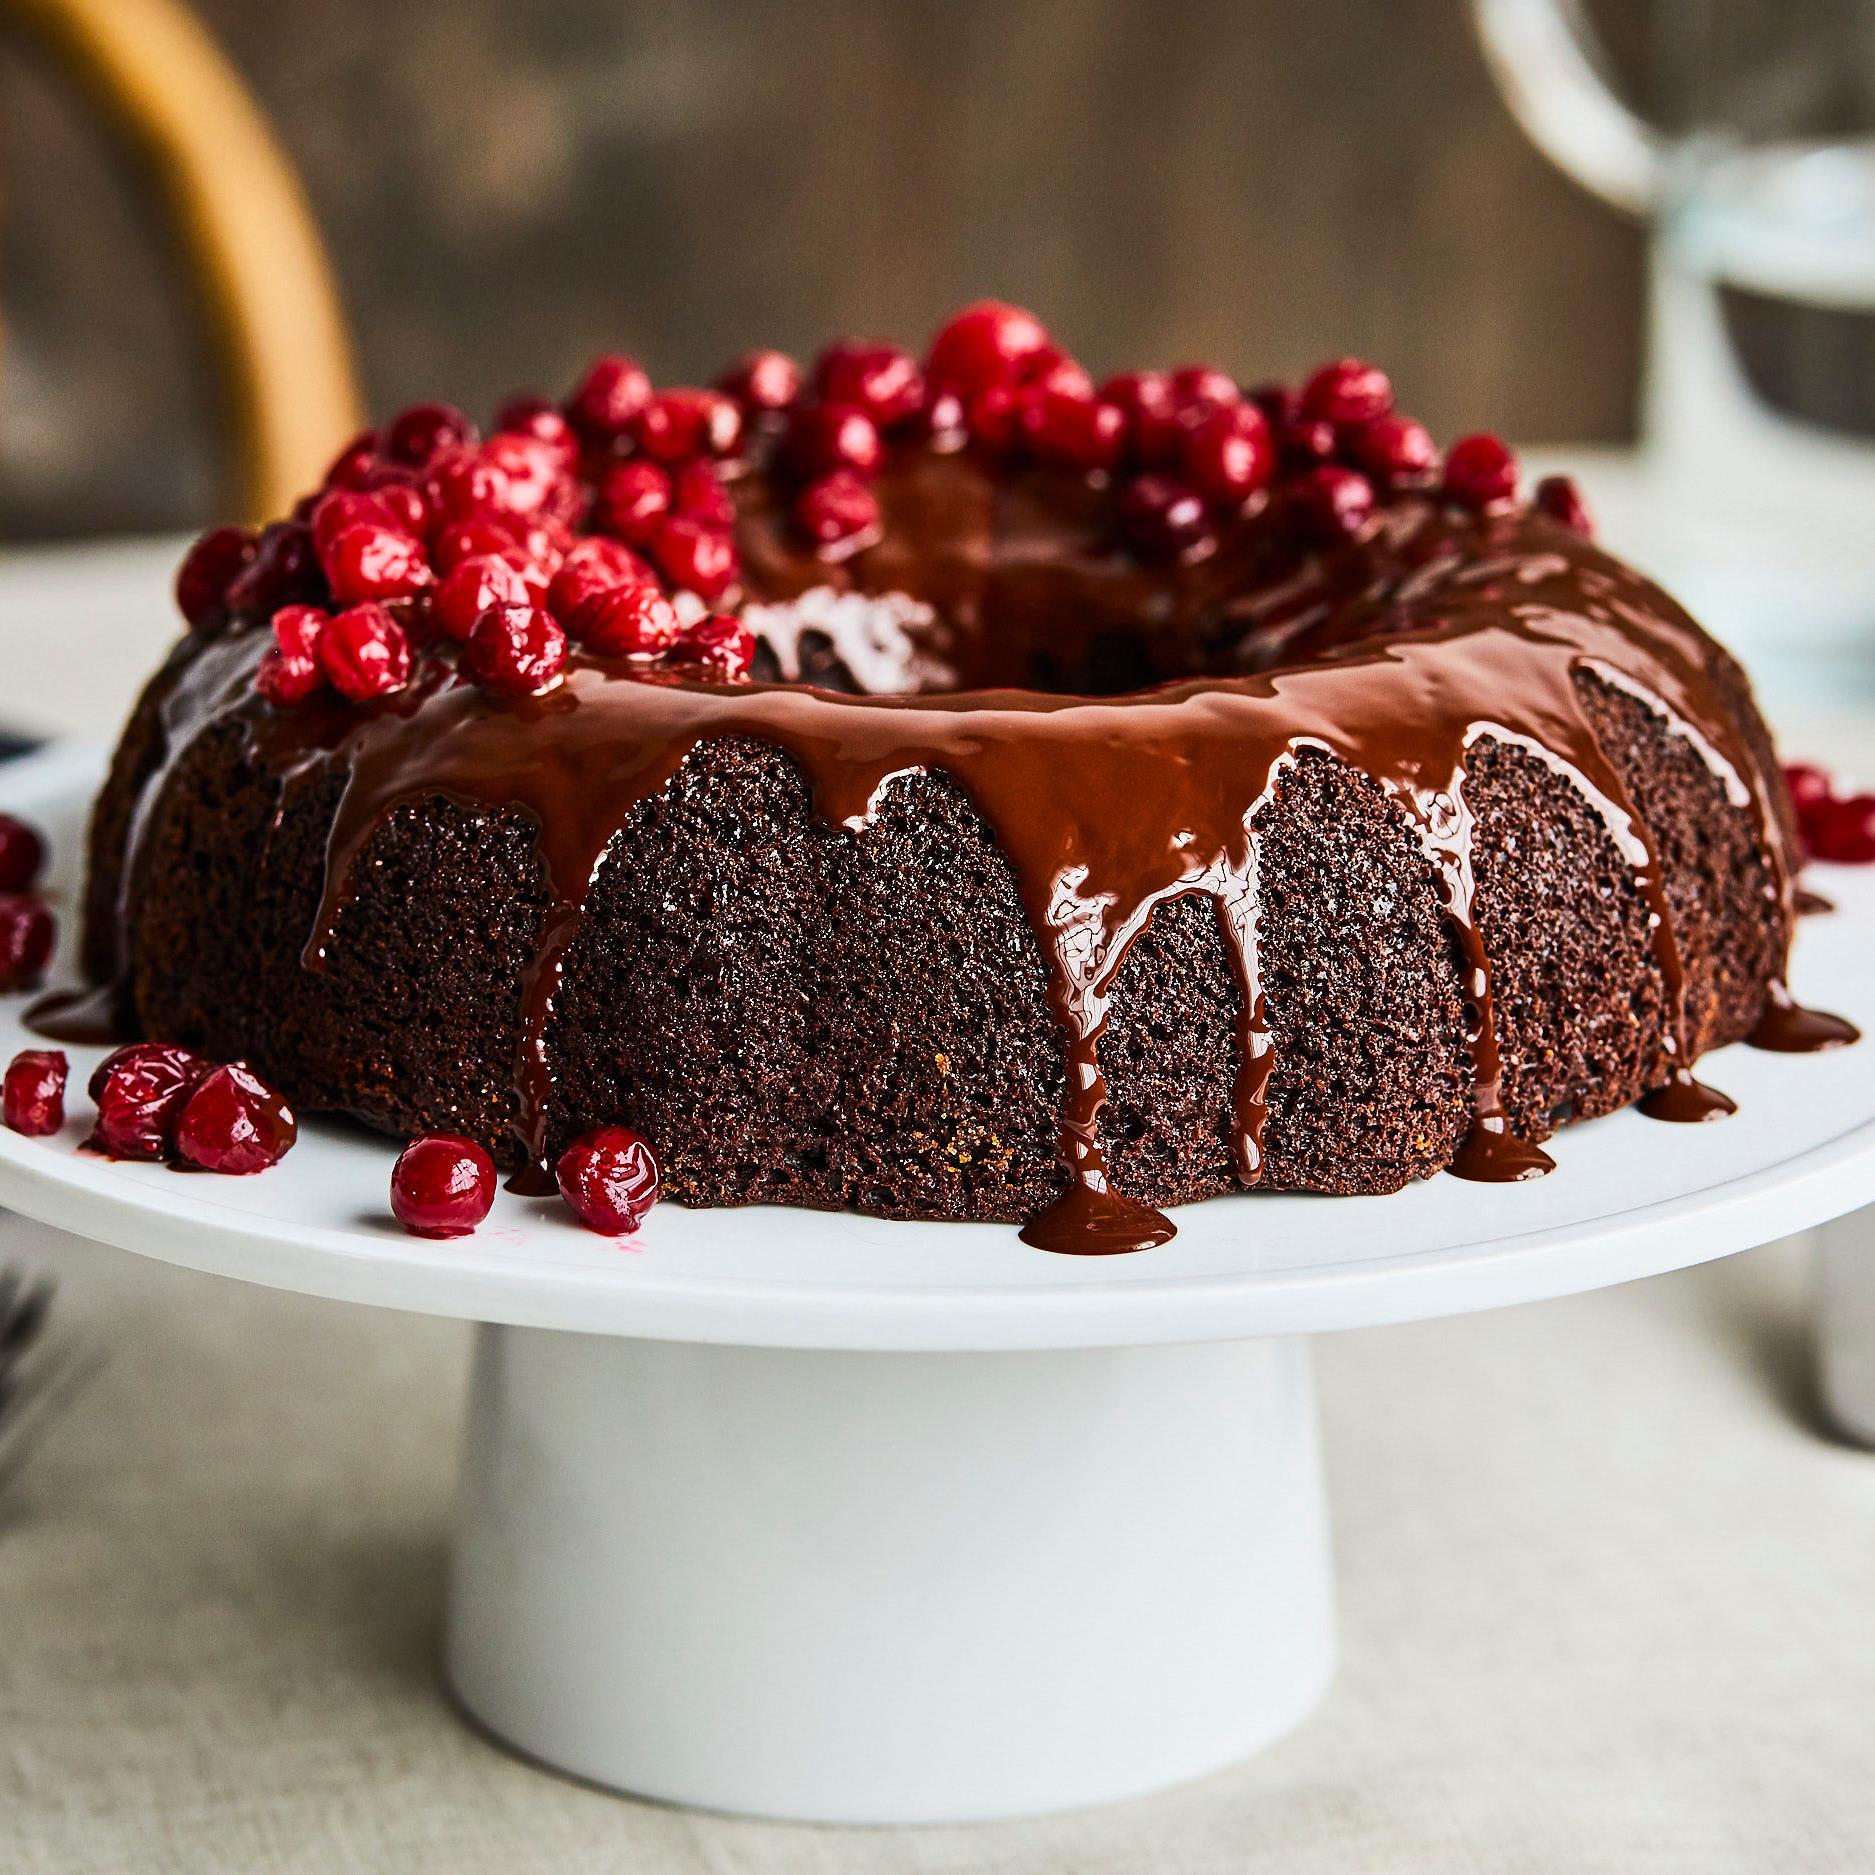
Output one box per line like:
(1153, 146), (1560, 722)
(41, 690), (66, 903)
(3, 742), (1873, 1824)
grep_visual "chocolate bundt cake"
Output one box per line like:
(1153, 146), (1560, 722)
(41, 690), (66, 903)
(77, 304), (1845, 1252)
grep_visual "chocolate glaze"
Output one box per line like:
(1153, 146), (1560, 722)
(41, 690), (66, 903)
(1638, 1068), (1739, 1123)
(98, 444), (1846, 1251)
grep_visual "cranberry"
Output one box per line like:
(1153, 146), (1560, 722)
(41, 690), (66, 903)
(594, 459), (672, 546)
(0, 815), (45, 893)
(547, 535), (655, 623)
(913, 385), (969, 448)
(0, 897), (53, 992)
(3, 1048), (65, 1137)
(1300, 358), (1394, 427)
(1277, 417), (1338, 469)
(574, 582), (681, 657)
(926, 301), (1052, 394)
(225, 521), (322, 618)
(1349, 414), (1439, 488)
(505, 516), (571, 581)
(391, 1133), (497, 1237)
(652, 517), (739, 600)
(1101, 370), (1181, 465)
(671, 612), (755, 682)
(1018, 348), (1094, 402)
(1291, 464), (1377, 543)
(322, 523), (432, 606)
(433, 553), (531, 643)
(814, 341), (926, 428)
(1119, 474), (1212, 558)
(319, 603), (413, 700)
(1443, 433), (1520, 509)
(384, 401), (476, 468)
(1812, 793), (1875, 864)
(87, 1042), (210, 1159)
(175, 525), (257, 632)
(1022, 390), (1126, 472)
(173, 1062), (297, 1174)
(466, 602), (567, 695)
(965, 383), (1023, 451)
(427, 446), (521, 526)
(635, 389), (742, 464)
(433, 518), (522, 574)
(311, 487), (399, 553)
(482, 432), (567, 516)
(794, 471), (881, 552)
(257, 604), (330, 705)
(556, 1124), (660, 1234)
(784, 403), (884, 480)
(672, 460), (737, 531)
(716, 348), (803, 413)
(356, 469), (432, 539)
(564, 353), (652, 441)
(1248, 382), (1302, 428)
(1783, 762), (1836, 819)
(1534, 473), (1594, 536)
(1180, 402), (1274, 507)
(1169, 364), (1242, 410)
(322, 429), (382, 489)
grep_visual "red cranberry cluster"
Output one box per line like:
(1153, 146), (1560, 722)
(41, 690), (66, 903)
(390, 1124), (659, 1240)
(0, 813), (54, 994)
(2, 1040), (298, 1173)
(1784, 763), (1875, 864)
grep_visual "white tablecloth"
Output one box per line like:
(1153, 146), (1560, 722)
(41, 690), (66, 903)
(2, 1222), (1872, 1873)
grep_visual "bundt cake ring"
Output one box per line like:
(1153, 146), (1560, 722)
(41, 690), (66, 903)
(69, 302), (1851, 1254)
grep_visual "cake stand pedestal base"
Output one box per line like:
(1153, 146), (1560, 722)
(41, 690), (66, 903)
(444, 1325), (1335, 1824)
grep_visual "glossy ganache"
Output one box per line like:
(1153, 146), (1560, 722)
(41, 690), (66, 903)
(72, 307), (1851, 1253)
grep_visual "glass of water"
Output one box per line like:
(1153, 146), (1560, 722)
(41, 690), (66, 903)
(1473, 0), (1875, 675)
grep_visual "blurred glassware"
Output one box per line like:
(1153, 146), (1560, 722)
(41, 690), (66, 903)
(1474, 0), (1875, 681)
(1, 0), (361, 521)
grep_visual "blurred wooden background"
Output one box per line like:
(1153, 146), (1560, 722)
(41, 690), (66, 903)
(0, 0), (1651, 541)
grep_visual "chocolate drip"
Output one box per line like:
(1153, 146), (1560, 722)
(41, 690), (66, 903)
(1639, 1068), (1738, 1123)
(1747, 982), (1860, 1053)
(101, 450), (1839, 1250)
(1796, 885), (1834, 917)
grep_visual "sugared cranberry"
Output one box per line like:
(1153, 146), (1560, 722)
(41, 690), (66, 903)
(433, 518), (522, 574)
(257, 604), (330, 705)
(794, 471), (881, 552)
(926, 301), (1052, 394)
(318, 603), (413, 701)
(385, 401), (476, 468)
(1169, 364), (1242, 410)
(635, 389), (743, 464)
(1180, 402), (1274, 507)
(225, 520), (321, 618)
(594, 459), (672, 546)
(564, 353), (652, 441)
(0, 897), (52, 992)
(1349, 414), (1439, 489)
(1101, 370), (1180, 464)
(173, 1062), (297, 1174)
(547, 535), (655, 623)
(784, 402), (884, 480)
(814, 341), (926, 429)
(556, 1124), (660, 1235)
(1443, 433), (1520, 509)
(3, 1049), (65, 1137)
(1300, 358), (1394, 427)
(1022, 389), (1126, 472)
(322, 522), (432, 606)
(671, 612), (755, 682)
(1783, 762), (1836, 819)
(434, 553), (531, 643)
(1534, 473), (1594, 536)
(322, 429), (381, 490)
(87, 1042), (209, 1159)
(574, 582), (680, 657)
(175, 525), (257, 632)
(652, 517), (740, 600)
(465, 602), (567, 696)
(1292, 464), (1377, 543)
(391, 1134), (496, 1237)
(0, 815), (44, 894)
(716, 348), (803, 413)
(672, 460), (736, 531)
(311, 487), (399, 553)
(1119, 474), (1212, 559)
(1812, 793), (1875, 864)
